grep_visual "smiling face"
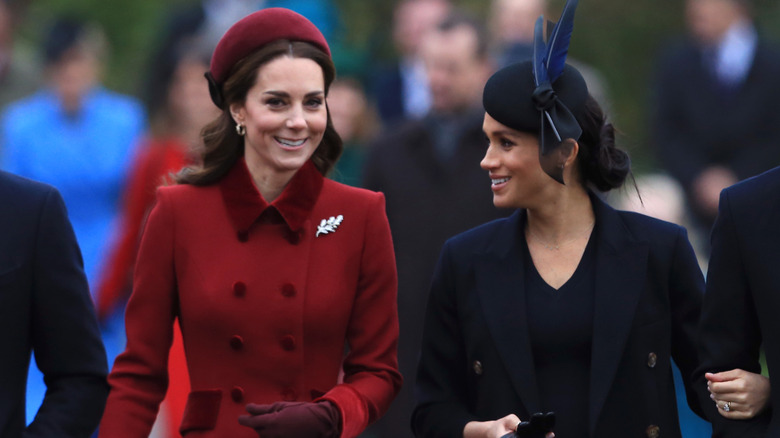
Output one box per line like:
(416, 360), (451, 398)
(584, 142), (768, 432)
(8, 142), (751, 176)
(231, 55), (327, 181)
(480, 113), (557, 209)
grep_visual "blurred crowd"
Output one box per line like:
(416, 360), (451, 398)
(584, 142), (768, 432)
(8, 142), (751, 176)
(1, 0), (778, 437)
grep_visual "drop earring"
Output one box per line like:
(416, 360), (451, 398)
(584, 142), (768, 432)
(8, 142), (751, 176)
(236, 123), (246, 136)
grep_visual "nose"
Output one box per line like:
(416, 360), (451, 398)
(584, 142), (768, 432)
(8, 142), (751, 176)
(286, 105), (307, 130)
(480, 143), (497, 171)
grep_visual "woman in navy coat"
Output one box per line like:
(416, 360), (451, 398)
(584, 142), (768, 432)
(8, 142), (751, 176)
(100, 9), (401, 438)
(412, 2), (764, 437)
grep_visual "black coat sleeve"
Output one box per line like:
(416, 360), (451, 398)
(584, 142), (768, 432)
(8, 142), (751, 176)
(667, 226), (712, 420)
(24, 187), (109, 438)
(412, 242), (477, 438)
(695, 189), (769, 437)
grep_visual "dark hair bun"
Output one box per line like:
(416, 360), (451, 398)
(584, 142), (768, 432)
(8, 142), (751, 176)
(577, 97), (630, 191)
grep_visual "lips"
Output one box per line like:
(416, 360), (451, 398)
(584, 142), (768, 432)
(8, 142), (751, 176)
(491, 177), (510, 185)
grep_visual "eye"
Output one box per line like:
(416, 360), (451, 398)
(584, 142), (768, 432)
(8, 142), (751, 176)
(265, 97), (286, 108)
(499, 137), (516, 148)
(305, 97), (323, 109)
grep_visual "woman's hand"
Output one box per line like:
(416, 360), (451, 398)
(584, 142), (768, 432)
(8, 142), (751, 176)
(706, 369), (771, 419)
(237, 400), (340, 438)
(463, 414), (554, 438)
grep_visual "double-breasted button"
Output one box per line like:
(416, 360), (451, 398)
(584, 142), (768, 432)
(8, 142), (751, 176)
(647, 352), (657, 368)
(281, 283), (297, 298)
(231, 386), (244, 403)
(646, 425), (660, 438)
(280, 335), (296, 351)
(233, 281), (246, 297)
(230, 335), (244, 350)
(473, 360), (483, 375)
(237, 230), (249, 242)
(281, 388), (297, 401)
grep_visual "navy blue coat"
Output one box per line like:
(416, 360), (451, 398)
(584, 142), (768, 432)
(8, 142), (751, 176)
(696, 166), (780, 437)
(413, 195), (716, 437)
(0, 171), (108, 437)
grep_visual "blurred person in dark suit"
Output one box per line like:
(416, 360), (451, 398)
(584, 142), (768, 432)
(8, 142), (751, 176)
(695, 166), (780, 437)
(369, 0), (451, 126)
(652, 0), (780, 238)
(0, 170), (108, 437)
(362, 12), (505, 438)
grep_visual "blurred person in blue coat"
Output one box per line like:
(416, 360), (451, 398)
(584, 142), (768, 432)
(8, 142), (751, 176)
(0, 16), (145, 427)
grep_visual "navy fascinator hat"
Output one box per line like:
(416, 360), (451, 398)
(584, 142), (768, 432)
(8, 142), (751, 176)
(483, 0), (588, 184)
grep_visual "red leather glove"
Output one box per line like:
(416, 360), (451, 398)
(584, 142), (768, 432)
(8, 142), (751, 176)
(237, 400), (341, 438)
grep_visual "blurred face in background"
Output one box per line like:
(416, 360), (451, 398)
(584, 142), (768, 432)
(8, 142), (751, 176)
(686, 0), (746, 45)
(49, 46), (101, 113)
(421, 24), (490, 114)
(490, 0), (545, 44)
(393, 0), (451, 57)
(327, 79), (369, 143)
(167, 55), (221, 146)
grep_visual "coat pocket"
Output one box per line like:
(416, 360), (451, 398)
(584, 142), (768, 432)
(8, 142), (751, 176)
(180, 389), (222, 435)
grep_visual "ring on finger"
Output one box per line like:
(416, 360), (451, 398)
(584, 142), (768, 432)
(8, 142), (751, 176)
(722, 401), (731, 412)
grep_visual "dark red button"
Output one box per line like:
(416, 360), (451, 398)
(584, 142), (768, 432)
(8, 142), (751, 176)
(233, 281), (246, 297)
(281, 388), (297, 401)
(237, 231), (249, 242)
(230, 335), (243, 350)
(281, 283), (296, 297)
(280, 335), (296, 351)
(231, 386), (244, 402)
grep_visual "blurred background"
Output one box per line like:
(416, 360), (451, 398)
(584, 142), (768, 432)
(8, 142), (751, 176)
(9, 0), (780, 170)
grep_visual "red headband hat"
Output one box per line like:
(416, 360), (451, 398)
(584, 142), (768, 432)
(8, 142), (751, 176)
(205, 8), (331, 108)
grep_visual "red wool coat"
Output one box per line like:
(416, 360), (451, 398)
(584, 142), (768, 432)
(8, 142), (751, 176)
(99, 158), (402, 437)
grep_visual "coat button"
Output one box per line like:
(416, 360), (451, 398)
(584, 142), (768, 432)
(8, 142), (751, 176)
(473, 360), (483, 375)
(280, 335), (296, 351)
(646, 425), (660, 438)
(281, 283), (296, 297)
(233, 281), (246, 297)
(647, 352), (657, 368)
(230, 335), (244, 350)
(237, 231), (249, 242)
(281, 388), (297, 401)
(231, 386), (244, 403)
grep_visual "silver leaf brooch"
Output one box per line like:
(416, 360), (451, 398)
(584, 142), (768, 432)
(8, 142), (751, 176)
(316, 215), (344, 237)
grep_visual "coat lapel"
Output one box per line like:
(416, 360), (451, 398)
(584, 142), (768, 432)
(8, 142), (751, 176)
(588, 196), (648, 437)
(475, 210), (542, 414)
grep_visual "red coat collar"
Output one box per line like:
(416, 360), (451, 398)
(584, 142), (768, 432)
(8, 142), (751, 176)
(219, 158), (323, 233)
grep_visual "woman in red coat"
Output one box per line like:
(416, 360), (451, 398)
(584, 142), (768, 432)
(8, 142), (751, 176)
(99, 9), (402, 438)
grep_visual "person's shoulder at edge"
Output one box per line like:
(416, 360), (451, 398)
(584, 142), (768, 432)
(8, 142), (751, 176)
(0, 169), (57, 199)
(722, 165), (780, 200)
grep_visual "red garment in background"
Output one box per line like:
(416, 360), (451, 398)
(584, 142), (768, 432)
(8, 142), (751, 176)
(96, 137), (193, 437)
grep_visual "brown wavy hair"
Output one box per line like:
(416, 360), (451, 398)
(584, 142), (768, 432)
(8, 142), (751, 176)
(176, 40), (342, 185)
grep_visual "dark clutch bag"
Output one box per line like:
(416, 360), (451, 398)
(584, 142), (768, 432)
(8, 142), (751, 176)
(500, 412), (556, 438)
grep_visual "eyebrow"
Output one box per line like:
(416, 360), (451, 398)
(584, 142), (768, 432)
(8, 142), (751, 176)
(484, 129), (517, 137)
(263, 90), (325, 98)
